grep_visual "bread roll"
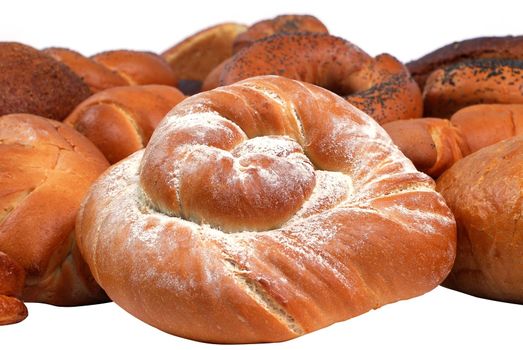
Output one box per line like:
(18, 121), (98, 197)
(76, 75), (456, 343)
(437, 136), (523, 302)
(423, 59), (523, 117)
(205, 33), (422, 124)
(407, 35), (523, 89)
(43, 47), (129, 93)
(65, 85), (185, 164)
(91, 50), (177, 86)
(383, 104), (523, 177)
(162, 23), (247, 95)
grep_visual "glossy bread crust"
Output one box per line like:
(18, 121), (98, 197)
(423, 59), (523, 117)
(437, 136), (523, 302)
(65, 85), (185, 163)
(383, 104), (523, 177)
(0, 114), (110, 324)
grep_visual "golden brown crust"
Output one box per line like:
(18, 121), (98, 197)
(383, 104), (523, 177)
(383, 118), (465, 177)
(436, 136), (523, 302)
(232, 15), (328, 53)
(0, 42), (91, 121)
(65, 85), (185, 164)
(91, 50), (178, 86)
(0, 114), (109, 320)
(210, 33), (421, 124)
(451, 104), (523, 153)
(407, 36), (523, 89)
(43, 47), (128, 93)
(423, 59), (523, 117)
(0, 252), (27, 325)
(162, 23), (247, 94)
(77, 75), (456, 343)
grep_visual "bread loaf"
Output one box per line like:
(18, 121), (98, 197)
(0, 42), (91, 120)
(423, 59), (523, 117)
(76, 75), (456, 343)
(0, 114), (110, 325)
(204, 33), (422, 124)
(436, 136), (523, 302)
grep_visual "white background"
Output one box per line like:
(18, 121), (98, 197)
(1, 0), (522, 348)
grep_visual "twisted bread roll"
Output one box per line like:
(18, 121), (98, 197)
(383, 104), (523, 177)
(76, 76), (456, 343)
(423, 59), (523, 117)
(0, 42), (91, 120)
(65, 85), (185, 163)
(437, 136), (523, 302)
(0, 114), (109, 325)
(203, 33), (422, 124)
(44, 48), (177, 93)
(407, 36), (523, 89)
(232, 14), (328, 52)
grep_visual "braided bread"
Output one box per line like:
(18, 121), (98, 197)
(76, 75), (456, 343)
(383, 104), (523, 177)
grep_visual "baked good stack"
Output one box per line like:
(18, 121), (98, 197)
(0, 13), (521, 344)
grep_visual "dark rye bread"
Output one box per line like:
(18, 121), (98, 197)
(0, 42), (91, 120)
(407, 36), (523, 89)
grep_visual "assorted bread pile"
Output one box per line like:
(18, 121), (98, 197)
(0, 14), (521, 343)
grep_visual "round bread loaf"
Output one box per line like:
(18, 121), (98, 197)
(0, 114), (110, 324)
(437, 135), (523, 303)
(76, 75), (456, 343)
(0, 42), (91, 120)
